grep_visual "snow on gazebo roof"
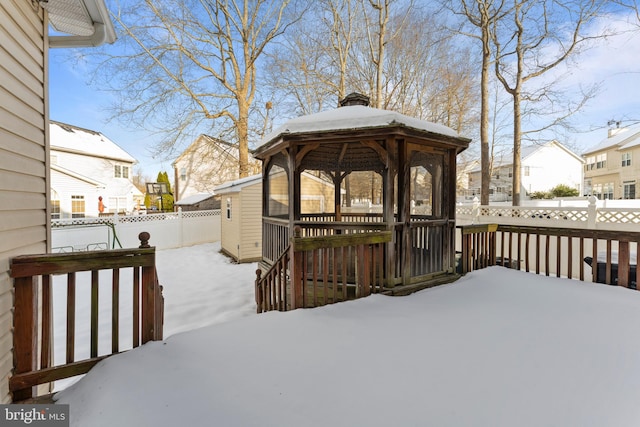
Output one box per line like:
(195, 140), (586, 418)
(256, 105), (468, 153)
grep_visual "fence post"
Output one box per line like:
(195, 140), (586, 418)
(178, 207), (184, 247)
(471, 196), (480, 224)
(587, 195), (598, 229)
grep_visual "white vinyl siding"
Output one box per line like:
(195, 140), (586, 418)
(0, 0), (47, 403)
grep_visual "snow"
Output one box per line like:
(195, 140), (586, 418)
(50, 121), (137, 163)
(53, 245), (640, 426)
(259, 105), (465, 148)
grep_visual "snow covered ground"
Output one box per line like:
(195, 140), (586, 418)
(53, 244), (640, 426)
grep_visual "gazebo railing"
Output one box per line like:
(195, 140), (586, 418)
(256, 228), (392, 313)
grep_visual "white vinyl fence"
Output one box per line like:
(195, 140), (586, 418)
(52, 209), (221, 252)
(457, 196), (640, 231)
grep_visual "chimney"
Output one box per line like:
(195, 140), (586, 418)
(607, 120), (622, 138)
(339, 92), (370, 107)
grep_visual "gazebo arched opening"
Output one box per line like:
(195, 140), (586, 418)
(255, 93), (470, 311)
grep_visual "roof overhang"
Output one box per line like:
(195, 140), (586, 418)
(41, 0), (116, 48)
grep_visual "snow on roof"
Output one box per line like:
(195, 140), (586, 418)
(175, 193), (217, 205)
(50, 121), (137, 163)
(583, 125), (640, 155)
(214, 174), (262, 194)
(258, 105), (465, 148)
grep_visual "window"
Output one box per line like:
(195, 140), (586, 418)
(114, 164), (130, 178)
(71, 195), (85, 218)
(622, 152), (632, 167)
(623, 181), (636, 199)
(226, 198), (232, 220)
(180, 168), (187, 181)
(585, 156), (595, 171)
(108, 197), (128, 213)
(596, 153), (607, 169)
(508, 168), (513, 178)
(524, 166), (530, 177)
(51, 200), (60, 219)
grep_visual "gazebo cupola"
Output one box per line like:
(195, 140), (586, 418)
(253, 93), (470, 309)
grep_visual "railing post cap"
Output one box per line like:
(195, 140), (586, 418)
(139, 232), (151, 248)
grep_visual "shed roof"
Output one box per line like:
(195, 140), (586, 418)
(174, 193), (217, 205)
(214, 174), (262, 195)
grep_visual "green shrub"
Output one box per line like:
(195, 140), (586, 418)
(550, 184), (579, 198)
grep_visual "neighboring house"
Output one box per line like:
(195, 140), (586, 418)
(466, 141), (584, 201)
(50, 121), (144, 218)
(172, 134), (261, 202)
(0, 0), (115, 403)
(583, 126), (640, 199)
(214, 172), (337, 263)
(456, 159), (480, 200)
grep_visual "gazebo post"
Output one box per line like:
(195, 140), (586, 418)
(383, 136), (397, 288)
(398, 139), (412, 286)
(333, 173), (342, 222)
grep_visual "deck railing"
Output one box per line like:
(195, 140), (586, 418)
(256, 227), (392, 313)
(255, 245), (290, 313)
(457, 224), (639, 288)
(9, 232), (164, 401)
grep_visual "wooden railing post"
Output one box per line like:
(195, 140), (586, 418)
(290, 226), (304, 309)
(12, 276), (38, 401)
(139, 232), (159, 344)
(255, 269), (264, 313)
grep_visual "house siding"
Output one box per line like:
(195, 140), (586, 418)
(239, 184), (262, 262)
(585, 144), (640, 199)
(0, 0), (47, 403)
(221, 193), (242, 260)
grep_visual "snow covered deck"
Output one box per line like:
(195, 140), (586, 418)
(55, 266), (640, 426)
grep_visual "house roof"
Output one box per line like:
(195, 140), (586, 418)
(175, 193), (217, 205)
(470, 140), (583, 172)
(45, 0), (117, 48)
(50, 121), (137, 164)
(583, 126), (640, 155)
(51, 164), (105, 187)
(172, 134), (238, 166)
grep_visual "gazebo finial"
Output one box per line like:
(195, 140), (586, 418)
(339, 92), (370, 107)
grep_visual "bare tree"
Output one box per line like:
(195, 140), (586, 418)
(98, 0), (301, 178)
(492, 0), (606, 205)
(446, 0), (507, 205)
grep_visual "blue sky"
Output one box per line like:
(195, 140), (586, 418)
(47, 9), (640, 179)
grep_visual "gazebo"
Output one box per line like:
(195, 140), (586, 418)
(253, 93), (470, 311)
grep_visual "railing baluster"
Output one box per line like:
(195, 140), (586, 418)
(606, 240), (612, 284)
(133, 267), (140, 348)
(41, 274), (51, 370)
(90, 270), (99, 358)
(66, 273), (76, 364)
(112, 268), (120, 354)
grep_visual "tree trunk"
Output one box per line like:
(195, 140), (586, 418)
(480, 19), (491, 205)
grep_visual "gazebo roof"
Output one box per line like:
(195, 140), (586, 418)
(253, 105), (470, 160)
